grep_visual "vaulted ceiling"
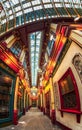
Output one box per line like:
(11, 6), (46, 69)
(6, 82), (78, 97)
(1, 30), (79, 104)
(0, 0), (82, 88)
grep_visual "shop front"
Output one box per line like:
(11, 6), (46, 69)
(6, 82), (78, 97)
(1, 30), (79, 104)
(0, 61), (16, 126)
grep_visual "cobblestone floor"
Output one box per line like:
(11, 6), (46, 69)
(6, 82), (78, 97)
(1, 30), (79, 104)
(0, 107), (62, 130)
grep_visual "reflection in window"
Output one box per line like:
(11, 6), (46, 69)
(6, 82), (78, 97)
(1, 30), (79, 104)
(0, 71), (12, 119)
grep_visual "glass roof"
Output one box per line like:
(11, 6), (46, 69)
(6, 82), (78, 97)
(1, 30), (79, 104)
(29, 31), (42, 87)
(0, 0), (82, 36)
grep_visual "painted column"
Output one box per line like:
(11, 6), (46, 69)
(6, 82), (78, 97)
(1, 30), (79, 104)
(50, 76), (55, 124)
(13, 76), (19, 125)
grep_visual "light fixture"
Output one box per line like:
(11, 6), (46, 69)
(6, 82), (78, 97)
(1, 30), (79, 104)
(32, 92), (36, 96)
(74, 16), (80, 22)
(50, 34), (53, 40)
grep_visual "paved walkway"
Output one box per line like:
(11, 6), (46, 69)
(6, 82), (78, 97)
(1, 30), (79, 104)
(1, 107), (62, 130)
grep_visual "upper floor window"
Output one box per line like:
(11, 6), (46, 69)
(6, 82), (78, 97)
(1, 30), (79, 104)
(10, 41), (22, 58)
(23, 57), (27, 70)
(58, 68), (80, 110)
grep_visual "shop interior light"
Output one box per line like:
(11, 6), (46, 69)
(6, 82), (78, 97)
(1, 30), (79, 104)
(50, 34), (53, 40)
(32, 92), (36, 96)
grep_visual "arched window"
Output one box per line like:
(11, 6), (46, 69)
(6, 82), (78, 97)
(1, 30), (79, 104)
(58, 68), (80, 110)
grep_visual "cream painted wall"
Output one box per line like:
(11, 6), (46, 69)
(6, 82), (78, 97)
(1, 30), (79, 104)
(53, 41), (82, 130)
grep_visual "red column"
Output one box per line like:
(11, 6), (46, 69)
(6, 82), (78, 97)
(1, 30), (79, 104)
(51, 109), (56, 124)
(40, 106), (43, 112)
(13, 110), (18, 125)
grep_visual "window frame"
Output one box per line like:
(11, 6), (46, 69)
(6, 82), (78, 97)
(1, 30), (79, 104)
(10, 41), (22, 58)
(58, 67), (80, 111)
(0, 64), (16, 124)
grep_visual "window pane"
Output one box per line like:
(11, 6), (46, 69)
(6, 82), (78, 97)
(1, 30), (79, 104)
(0, 71), (12, 119)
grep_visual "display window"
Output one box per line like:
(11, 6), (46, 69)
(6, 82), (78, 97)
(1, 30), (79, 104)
(0, 67), (15, 123)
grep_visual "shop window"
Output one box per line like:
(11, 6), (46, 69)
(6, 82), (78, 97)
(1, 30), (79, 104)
(0, 70), (12, 119)
(10, 41), (22, 58)
(58, 68), (80, 110)
(72, 53), (82, 83)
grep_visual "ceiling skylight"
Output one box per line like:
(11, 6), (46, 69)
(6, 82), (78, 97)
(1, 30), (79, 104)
(29, 31), (42, 87)
(0, 0), (82, 35)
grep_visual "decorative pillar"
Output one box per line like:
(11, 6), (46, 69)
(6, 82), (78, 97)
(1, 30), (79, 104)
(50, 75), (56, 124)
(13, 76), (19, 125)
